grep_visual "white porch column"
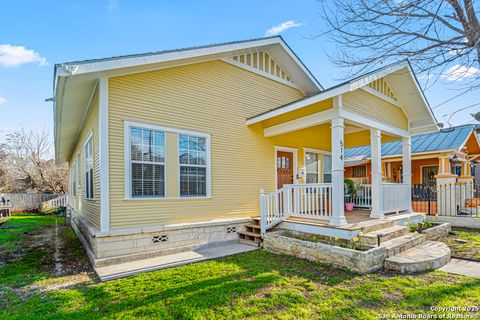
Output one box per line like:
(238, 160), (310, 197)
(330, 117), (347, 226)
(370, 128), (384, 218)
(402, 137), (413, 212)
(98, 76), (110, 233)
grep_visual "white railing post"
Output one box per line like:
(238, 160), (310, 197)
(260, 188), (267, 236)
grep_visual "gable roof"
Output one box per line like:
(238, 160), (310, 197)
(53, 36), (323, 163)
(344, 125), (477, 160)
(246, 60), (438, 135)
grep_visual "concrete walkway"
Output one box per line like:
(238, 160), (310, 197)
(439, 258), (480, 278)
(95, 242), (258, 281)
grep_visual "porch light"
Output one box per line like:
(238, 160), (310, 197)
(452, 154), (458, 165)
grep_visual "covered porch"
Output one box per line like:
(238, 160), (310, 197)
(247, 62), (438, 235)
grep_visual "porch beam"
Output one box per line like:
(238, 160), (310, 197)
(263, 108), (338, 137)
(330, 117), (347, 226)
(402, 137), (413, 212)
(339, 109), (410, 138)
(370, 128), (384, 218)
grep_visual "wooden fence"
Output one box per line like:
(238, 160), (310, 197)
(5, 193), (58, 212)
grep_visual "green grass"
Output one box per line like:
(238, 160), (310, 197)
(0, 214), (58, 251)
(443, 227), (480, 261)
(1, 215), (480, 319)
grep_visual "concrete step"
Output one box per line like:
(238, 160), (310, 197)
(381, 233), (426, 257)
(384, 241), (451, 273)
(359, 220), (395, 233)
(363, 225), (410, 246)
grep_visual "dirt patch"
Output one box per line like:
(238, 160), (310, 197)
(441, 228), (480, 261)
(1, 217), (96, 294)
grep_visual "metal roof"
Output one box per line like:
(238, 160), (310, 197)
(344, 125), (475, 159)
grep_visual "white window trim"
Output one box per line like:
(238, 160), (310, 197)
(274, 146), (298, 190)
(124, 121), (211, 200)
(84, 130), (94, 200)
(303, 148), (321, 184)
(303, 148), (332, 183)
(125, 123), (167, 199)
(177, 133), (212, 198)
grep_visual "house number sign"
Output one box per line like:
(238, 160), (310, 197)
(339, 140), (344, 161)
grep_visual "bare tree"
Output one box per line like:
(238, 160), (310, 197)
(318, 0), (480, 86)
(0, 129), (68, 194)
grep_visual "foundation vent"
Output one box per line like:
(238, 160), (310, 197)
(226, 226), (237, 234)
(152, 234), (168, 244)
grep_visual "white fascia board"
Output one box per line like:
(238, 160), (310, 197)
(264, 108), (338, 137)
(458, 129), (477, 152)
(56, 38), (284, 77)
(410, 124), (440, 135)
(277, 41), (323, 91)
(348, 62), (409, 91)
(246, 84), (348, 125)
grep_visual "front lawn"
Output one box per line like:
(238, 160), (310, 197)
(442, 227), (480, 261)
(1, 215), (480, 320)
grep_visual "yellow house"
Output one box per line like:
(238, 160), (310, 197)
(53, 37), (437, 268)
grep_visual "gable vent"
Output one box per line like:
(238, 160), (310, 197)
(222, 51), (299, 89)
(367, 78), (397, 101)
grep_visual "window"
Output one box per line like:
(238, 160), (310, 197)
(179, 134), (207, 197)
(84, 134), (94, 199)
(352, 166), (367, 178)
(76, 153), (81, 190)
(130, 127), (165, 198)
(323, 154), (332, 183)
(422, 166), (438, 185)
(305, 152), (319, 183)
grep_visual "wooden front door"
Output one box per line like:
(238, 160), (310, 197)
(277, 151), (294, 189)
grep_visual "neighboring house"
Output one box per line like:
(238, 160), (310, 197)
(53, 36), (437, 267)
(344, 125), (480, 186)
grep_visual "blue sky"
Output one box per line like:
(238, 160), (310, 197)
(0, 0), (478, 142)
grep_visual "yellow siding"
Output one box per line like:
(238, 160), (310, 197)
(343, 89), (408, 130)
(68, 91), (101, 228)
(108, 60), (305, 229)
(262, 99), (333, 128)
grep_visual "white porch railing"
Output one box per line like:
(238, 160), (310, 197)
(349, 184), (372, 209)
(40, 194), (68, 212)
(260, 183), (332, 235)
(381, 183), (410, 214)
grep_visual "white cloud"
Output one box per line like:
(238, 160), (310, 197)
(0, 44), (47, 68)
(0, 97), (5, 105)
(265, 20), (303, 36)
(442, 64), (480, 81)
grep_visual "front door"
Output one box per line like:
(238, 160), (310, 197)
(277, 151), (294, 189)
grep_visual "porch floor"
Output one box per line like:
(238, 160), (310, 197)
(284, 210), (423, 231)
